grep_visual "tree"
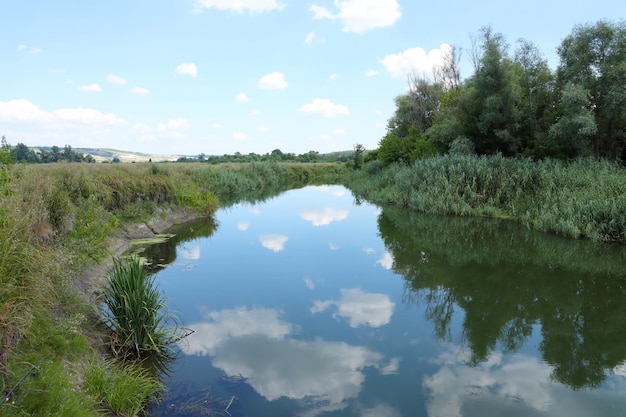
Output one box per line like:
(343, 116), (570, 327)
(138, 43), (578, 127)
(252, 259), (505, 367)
(513, 39), (555, 156)
(555, 20), (626, 159)
(548, 83), (597, 158)
(353, 144), (365, 170)
(470, 27), (521, 155)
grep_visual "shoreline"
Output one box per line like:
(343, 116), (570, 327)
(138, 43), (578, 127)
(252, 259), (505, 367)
(76, 206), (205, 308)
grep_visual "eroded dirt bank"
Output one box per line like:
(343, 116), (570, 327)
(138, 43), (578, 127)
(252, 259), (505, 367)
(76, 207), (205, 306)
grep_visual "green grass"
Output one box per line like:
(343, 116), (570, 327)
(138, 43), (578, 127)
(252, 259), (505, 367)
(84, 358), (165, 416)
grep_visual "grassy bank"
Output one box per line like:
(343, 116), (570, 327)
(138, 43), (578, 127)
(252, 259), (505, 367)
(0, 161), (346, 415)
(347, 155), (626, 243)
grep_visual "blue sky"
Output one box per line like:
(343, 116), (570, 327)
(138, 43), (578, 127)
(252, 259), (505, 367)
(1, 1), (624, 156)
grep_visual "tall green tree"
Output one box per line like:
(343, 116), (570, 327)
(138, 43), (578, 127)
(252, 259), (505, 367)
(470, 27), (521, 155)
(555, 20), (626, 159)
(513, 39), (555, 156)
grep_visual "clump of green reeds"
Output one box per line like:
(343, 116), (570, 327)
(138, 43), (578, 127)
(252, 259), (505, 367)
(102, 255), (187, 357)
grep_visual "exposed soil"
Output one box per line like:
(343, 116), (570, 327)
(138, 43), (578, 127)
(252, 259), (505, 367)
(76, 207), (204, 308)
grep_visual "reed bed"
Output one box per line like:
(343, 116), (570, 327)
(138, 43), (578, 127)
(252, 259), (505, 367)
(348, 155), (626, 243)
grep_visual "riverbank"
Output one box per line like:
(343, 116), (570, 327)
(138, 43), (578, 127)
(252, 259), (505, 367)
(0, 161), (347, 415)
(347, 155), (626, 243)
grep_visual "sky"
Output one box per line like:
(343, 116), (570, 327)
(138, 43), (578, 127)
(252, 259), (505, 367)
(1, 1), (624, 157)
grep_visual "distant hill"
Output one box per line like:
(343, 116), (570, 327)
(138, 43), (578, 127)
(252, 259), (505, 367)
(34, 147), (182, 163)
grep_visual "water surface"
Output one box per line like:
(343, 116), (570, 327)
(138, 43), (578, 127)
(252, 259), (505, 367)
(146, 185), (626, 417)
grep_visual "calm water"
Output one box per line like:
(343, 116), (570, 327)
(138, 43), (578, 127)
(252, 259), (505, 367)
(145, 185), (626, 417)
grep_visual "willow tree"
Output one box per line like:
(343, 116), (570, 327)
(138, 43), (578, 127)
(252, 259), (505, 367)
(555, 20), (626, 159)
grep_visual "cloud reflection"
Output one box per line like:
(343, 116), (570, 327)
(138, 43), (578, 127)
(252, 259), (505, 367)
(424, 347), (626, 417)
(180, 307), (293, 356)
(259, 234), (288, 252)
(299, 207), (349, 226)
(311, 288), (395, 328)
(377, 252), (394, 269)
(180, 305), (394, 417)
(180, 244), (200, 260)
(237, 221), (250, 231)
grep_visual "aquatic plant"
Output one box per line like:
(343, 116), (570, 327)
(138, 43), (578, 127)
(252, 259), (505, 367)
(101, 255), (187, 356)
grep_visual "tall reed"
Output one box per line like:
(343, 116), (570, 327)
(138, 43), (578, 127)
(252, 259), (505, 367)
(102, 255), (182, 357)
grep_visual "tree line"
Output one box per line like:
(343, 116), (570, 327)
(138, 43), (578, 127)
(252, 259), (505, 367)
(368, 20), (626, 165)
(0, 137), (96, 164)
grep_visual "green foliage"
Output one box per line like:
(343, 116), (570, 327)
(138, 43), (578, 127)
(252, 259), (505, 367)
(352, 144), (365, 170)
(555, 20), (626, 159)
(84, 359), (165, 416)
(347, 154), (626, 243)
(102, 255), (184, 357)
(448, 137), (476, 156)
(548, 83), (597, 157)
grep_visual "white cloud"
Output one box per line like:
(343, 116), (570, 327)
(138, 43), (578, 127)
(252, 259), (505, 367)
(158, 118), (190, 131)
(380, 43), (451, 79)
(17, 44), (42, 54)
(130, 87), (149, 95)
(258, 71), (288, 89)
(363, 247), (375, 254)
(311, 134), (330, 141)
(0, 99), (54, 123)
(236, 92), (249, 102)
(214, 122), (224, 129)
(233, 132), (249, 141)
(299, 99), (350, 117)
(365, 69), (378, 77)
(311, 288), (395, 328)
(249, 109), (261, 116)
(333, 128), (346, 135)
(310, 0), (401, 34)
(329, 73), (340, 81)
(79, 83), (102, 92)
(176, 62), (198, 78)
(259, 234), (288, 252)
(134, 118), (190, 142)
(257, 126), (269, 132)
(304, 31), (316, 44)
(377, 252), (394, 269)
(237, 222), (250, 231)
(53, 107), (125, 125)
(107, 75), (127, 85)
(299, 207), (349, 226)
(304, 277), (315, 290)
(194, 0), (285, 13)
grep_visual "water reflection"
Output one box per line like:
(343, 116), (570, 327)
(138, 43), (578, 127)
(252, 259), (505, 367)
(299, 207), (349, 226)
(311, 288), (395, 328)
(424, 347), (626, 417)
(179, 305), (397, 416)
(378, 206), (626, 389)
(259, 234), (288, 252)
(139, 216), (218, 274)
(144, 186), (626, 416)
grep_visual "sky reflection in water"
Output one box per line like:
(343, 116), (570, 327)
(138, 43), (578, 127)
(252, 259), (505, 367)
(146, 185), (626, 417)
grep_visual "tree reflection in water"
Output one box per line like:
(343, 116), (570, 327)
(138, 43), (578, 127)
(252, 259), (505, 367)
(377, 206), (626, 389)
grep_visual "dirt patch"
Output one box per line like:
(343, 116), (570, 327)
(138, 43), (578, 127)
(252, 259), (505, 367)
(75, 207), (204, 308)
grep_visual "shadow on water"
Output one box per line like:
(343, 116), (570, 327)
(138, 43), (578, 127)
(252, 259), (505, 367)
(377, 206), (626, 389)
